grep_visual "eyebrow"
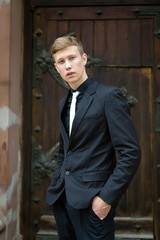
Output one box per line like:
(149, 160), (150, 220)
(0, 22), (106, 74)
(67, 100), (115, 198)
(56, 54), (77, 62)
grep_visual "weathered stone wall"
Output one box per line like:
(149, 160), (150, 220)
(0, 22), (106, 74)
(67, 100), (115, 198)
(0, 0), (23, 239)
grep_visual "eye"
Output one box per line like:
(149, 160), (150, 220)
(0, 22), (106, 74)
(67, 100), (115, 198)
(58, 59), (64, 64)
(69, 56), (76, 61)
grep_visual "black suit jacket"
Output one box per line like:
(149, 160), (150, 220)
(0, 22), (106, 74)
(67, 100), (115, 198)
(46, 78), (141, 208)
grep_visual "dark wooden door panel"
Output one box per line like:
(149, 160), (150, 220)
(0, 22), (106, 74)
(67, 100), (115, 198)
(23, 4), (160, 239)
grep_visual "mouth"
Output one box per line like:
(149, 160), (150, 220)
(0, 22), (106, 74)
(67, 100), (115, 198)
(66, 72), (75, 77)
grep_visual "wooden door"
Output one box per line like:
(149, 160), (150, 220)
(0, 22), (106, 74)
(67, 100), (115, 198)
(22, 1), (160, 239)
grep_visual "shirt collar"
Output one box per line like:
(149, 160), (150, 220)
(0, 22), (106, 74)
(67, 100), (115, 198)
(71, 77), (93, 94)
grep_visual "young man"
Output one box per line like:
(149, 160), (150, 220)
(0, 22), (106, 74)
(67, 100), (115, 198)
(46, 35), (141, 240)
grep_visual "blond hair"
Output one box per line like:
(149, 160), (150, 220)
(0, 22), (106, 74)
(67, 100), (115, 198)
(51, 35), (84, 55)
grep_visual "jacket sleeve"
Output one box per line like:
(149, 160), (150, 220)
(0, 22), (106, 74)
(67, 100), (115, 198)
(99, 87), (141, 207)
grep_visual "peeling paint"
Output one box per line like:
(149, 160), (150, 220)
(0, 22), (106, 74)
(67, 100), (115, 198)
(0, 189), (6, 227)
(0, 189), (6, 208)
(0, 172), (18, 224)
(7, 172), (18, 202)
(6, 208), (17, 224)
(0, 0), (10, 8)
(0, 107), (20, 130)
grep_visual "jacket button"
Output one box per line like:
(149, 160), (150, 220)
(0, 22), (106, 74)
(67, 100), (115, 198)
(65, 171), (70, 176)
(68, 151), (72, 155)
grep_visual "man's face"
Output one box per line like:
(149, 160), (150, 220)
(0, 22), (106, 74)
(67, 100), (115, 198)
(53, 46), (87, 89)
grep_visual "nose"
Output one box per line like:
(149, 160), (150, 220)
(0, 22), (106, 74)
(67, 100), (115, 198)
(65, 60), (71, 69)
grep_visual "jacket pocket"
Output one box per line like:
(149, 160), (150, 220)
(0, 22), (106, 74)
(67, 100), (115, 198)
(82, 170), (110, 182)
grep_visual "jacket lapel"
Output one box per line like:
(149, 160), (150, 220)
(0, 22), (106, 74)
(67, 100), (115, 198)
(59, 92), (70, 146)
(69, 80), (99, 142)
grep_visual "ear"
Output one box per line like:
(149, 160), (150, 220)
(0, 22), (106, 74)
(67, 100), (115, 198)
(54, 62), (59, 73)
(82, 53), (87, 65)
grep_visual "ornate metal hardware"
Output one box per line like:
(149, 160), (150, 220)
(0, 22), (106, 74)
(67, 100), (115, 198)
(96, 9), (103, 16)
(57, 10), (64, 16)
(86, 55), (101, 68)
(132, 7), (160, 38)
(34, 126), (41, 133)
(34, 220), (39, 226)
(31, 137), (59, 192)
(32, 197), (40, 203)
(134, 224), (142, 230)
(120, 86), (138, 108)
(155, 96), (160, 132)
(33, 34), (68, 89)
(35, 93), (43, 100)
(156, 63), (160, 69)
(34, 28), (43, 37)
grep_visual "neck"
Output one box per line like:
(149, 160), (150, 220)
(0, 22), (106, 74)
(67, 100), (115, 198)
(70, 73), (88, 90)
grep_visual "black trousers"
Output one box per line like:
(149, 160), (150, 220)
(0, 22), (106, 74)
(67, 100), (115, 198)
(52, 192), (115, 240)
